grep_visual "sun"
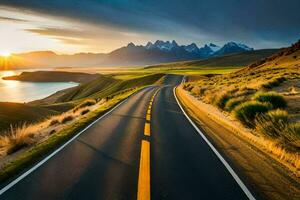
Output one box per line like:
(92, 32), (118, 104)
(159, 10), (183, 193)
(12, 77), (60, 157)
(0, 52), (11, 57)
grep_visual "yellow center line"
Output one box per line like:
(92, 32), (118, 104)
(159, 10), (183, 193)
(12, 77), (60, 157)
(137, 140), (150, 200)
(144, 122), (150, 136)
(146, 114), (151, 121)
(137, 88), (160, 200)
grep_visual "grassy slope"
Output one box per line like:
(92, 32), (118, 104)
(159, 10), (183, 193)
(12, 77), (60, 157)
(0, 103), (58, 133)
(2, 71), (100, 83)
(0, 88), (141, 183)
(146, 49), (279, 69)
(56, 73), (164, 102)
(184, 40), (300, 149)
(0, 73), (164, 134)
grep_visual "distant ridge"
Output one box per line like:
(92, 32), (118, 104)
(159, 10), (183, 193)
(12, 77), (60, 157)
(0, 40), (260, 69)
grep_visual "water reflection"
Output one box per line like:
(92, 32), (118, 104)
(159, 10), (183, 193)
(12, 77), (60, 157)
(0, 70), (78, 103)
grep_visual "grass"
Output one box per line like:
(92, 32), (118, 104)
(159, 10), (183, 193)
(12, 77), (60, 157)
(224, 97), (246, 111)
(146, 49), (279, 69)
(0, 102), (59, 134)
(253, 91), (287, 109)
(255, 109), (289, 138)
(234, 101), (271, 127)
(56, 73), (164, 102)
(183, 39), (300, 171)
(81, 109), (90, 115)
(61, 115), (74, 124)
(214, 92), (231, 109)
(261, 77), (286, 89)
(72, 99), (96, 112)
(3, 71), (100, 83)
(256, 110), (300, 148)
(49, 119), (59, 126)
(0, 87), (141, 183)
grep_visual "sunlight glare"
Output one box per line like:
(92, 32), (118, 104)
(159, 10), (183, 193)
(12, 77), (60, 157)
(0, 52), (11, 58)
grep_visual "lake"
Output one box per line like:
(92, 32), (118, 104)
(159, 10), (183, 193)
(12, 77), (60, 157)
(0, 70), (78, 103)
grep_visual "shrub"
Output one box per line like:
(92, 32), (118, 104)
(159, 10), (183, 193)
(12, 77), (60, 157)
(255, 109), (288, 138)
(288, 86), (297, 95)
(61, 115), (74, 124)
(261, 77), (286, 88)
(234, 101), (271, 127)
(2, 125), (35, 155)
(253, 91), (287, 109)
(185, 85), (194, 92)
(214, 93), (231, 109)
(81, 109), (90, 115)
(225, 97), (245, 112)
(49, 119), (59, 126)
(285, 122), (300, 146)
(73, 99), (96, 112)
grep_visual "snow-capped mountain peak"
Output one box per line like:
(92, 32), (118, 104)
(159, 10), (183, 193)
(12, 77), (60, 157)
(182, 43), (199, 53)
(127, 42), (136, 47)
(148, 40), (180, 51)
(213, 42), (253, 56)
(208, 43), (221, 52)
(145, 42), (154, 49)
(224, 42), (253, 51)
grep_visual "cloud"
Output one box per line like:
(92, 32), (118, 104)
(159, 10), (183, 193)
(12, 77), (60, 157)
(0, 0), (300, 49)
(0, 16), (27, 22)
(25, 27), (87, 38)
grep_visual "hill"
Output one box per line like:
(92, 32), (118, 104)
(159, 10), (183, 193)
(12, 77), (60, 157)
(184, 39), (300, 149)
(0, 73), (165, 134)
(2, 71), (100, 83)
(56, 73), (164, 102)
(0, 102), (59, 133)
(146, 49), (279, 69)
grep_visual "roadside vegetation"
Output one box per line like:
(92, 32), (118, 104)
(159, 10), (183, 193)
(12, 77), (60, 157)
(0, 73), (164, 182)
(0, 87), (141, 182)
(183, 40), (300, 169)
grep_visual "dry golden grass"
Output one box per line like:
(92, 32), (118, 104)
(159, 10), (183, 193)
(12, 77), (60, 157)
(0, 99), (102, 157)
(178, 86), (300, 174)
(183, 40), (300, 173)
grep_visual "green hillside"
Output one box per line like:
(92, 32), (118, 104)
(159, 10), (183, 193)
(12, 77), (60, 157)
(57, 73), (164, 102)
(0, 102), (59, 133)
(146, 49), (279, 69)
(3, 71), (100, 83)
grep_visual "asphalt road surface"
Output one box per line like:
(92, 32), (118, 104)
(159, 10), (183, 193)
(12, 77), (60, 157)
(0, 75), (252, 200)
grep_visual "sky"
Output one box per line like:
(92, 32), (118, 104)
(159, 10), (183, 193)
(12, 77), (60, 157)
(0, 0), (299, 54)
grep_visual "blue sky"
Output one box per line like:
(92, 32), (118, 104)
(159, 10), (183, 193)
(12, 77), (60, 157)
(0, 0), (299, 53)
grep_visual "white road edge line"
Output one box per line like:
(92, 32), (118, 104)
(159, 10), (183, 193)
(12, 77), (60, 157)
(173, 78), (256, 200)
(0, 87), (153, 196)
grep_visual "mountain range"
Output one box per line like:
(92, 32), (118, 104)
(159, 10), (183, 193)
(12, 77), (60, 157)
(1, 40), (254, 69)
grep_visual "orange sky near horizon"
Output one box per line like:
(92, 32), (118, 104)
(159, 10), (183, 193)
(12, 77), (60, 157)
(0, 7), (159, 55)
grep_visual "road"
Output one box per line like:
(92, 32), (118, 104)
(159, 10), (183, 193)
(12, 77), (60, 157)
(0, 75), (252, 200)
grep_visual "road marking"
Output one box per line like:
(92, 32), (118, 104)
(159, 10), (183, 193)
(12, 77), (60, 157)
(146, 114), (151, 121)
(137, 140), (150, 200)
(144, 122), (150, 136)
(0, 86), (155, 196)
(173, 84), (256, 200)
(137, 87), (160, 200)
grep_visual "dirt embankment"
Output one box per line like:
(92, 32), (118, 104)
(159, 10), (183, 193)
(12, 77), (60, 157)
(176, 86), (300, 200)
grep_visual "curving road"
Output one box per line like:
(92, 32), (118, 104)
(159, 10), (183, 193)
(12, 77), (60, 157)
(0, 75), (253, 200)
